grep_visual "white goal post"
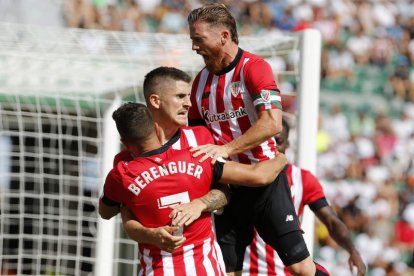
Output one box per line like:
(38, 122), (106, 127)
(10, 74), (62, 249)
(0, 22), (321, 275)
(296, 29), (322, 255)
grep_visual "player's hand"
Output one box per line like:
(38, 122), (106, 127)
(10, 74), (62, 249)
(348, 250), (366, 276)
(190, 144), (229, 164)
(169, 199), (206, 227)
(150, 226), (186, 253)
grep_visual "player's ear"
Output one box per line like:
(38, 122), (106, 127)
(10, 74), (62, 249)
(149, 94), (160, 109)
(221, 30), (230, 45)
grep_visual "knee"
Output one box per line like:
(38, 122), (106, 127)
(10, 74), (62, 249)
(286, 256), (315, 276)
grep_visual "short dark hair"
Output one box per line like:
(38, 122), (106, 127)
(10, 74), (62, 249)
(188, 3), (239, 44)
(112, 102), (154, 143)
(282, 118), (290, 138)
(143, 66), (192, 101)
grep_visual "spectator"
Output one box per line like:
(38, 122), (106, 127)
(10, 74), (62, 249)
(389, 55), (411, 99)
(274, 6), (296, 31)
(374, 114), (397, 161)
(325, 43), (355, 83)
(323, 104), (350, 142)
(119, 0), (142, 32)
(370, 27), (394, 67)
(346, 22), (372, 65)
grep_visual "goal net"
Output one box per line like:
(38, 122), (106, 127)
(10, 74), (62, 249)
(0, 22), (320, 275)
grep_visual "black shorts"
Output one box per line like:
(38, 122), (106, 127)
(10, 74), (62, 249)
(214, 166), (310, 272)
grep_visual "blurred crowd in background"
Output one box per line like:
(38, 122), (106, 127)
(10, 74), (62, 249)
(63, 0), (414, 275)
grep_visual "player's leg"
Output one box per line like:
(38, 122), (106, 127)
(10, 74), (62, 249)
(256, 208), (315, 274)
(216, 240), (250, 276)
(285, 256), (330, 276)
(227, 271), (241, 276)
(214, 196), (254, 275)
(288, 258), (330, 276)
(254, 169), (329, 275)
(255, 229), (330, 276)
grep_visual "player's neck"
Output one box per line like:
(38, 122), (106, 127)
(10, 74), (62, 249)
(215, 44), (239, 74)
(141, 142), (162, 154)
(134, 137), (162, 157)
(222, 44), (239, 67)
(157, 124), (179, 145)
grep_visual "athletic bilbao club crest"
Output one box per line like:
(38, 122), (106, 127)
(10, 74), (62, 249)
(230, 82), (241, 97)
(260, 90), (271, 102)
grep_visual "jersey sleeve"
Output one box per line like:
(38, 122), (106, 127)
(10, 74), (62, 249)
(308, 197), (329, 212)
(243, 58), (282, 113)
(301, 169), (329, 211)
(212, 161), (225, 185)
(102, 168), (124, 206)
(187, 150), (218, 190)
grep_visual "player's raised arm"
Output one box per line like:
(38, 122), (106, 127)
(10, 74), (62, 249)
(220, 152), (287, 187)
(191, 109), (282, 163)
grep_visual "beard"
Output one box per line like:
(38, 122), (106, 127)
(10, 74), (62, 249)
(203, 48), (225, 74)
(205, 59), (222, 73)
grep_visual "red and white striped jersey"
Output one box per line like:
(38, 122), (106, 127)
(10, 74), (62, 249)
(189, 49), (282, 164)
(113, 126), (215, 165)
(139, 232), (225, 276)
(103, 140), (226, 276)
(242, 164), (328, 276)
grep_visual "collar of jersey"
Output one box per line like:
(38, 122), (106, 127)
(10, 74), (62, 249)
(215, 48), (243, 75)
(138, 128), (181, 157)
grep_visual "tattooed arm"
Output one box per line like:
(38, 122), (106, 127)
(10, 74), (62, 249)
(199, 183), (231, 212)
(170, 184), (230, 227)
